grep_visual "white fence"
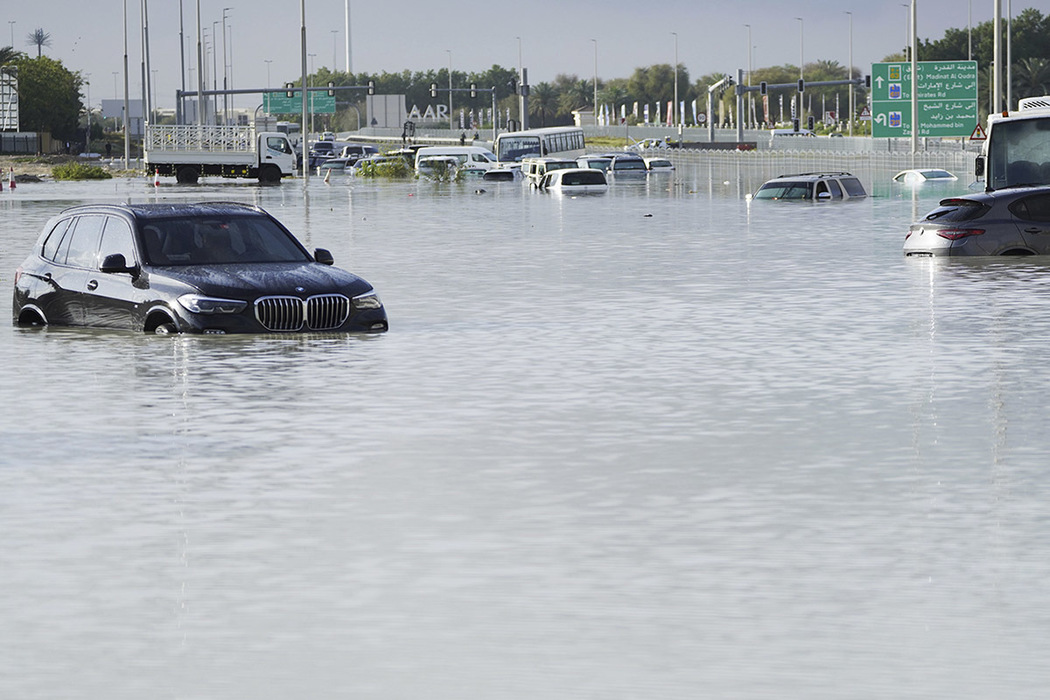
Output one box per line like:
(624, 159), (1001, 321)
(145, 124), (257, 153)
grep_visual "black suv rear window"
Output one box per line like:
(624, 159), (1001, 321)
(923, 198), (990, 222)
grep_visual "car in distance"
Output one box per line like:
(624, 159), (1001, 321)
(537, 167), (608, 193)
(903, 186), (1050, 256)
(893, 168), (958, 184)
(751, 172), (867, 201)
(13, 202), (388, 335)
(644, 156), (675, 172)
(576, 155), (612, 172)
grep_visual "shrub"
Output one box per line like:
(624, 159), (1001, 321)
(52, 162), (113, 180)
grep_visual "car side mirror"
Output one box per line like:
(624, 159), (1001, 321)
(99, 253), (137, 275)
(974, 155), (985, 180)
(816, 191), (832, 200)
(314, 248), (334, 265)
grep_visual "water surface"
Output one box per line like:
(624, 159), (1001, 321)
(2, 165), (1048, 699)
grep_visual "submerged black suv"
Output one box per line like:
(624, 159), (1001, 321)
(13, 202), (388, 335)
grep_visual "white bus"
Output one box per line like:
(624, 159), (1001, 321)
(493, 126), (586, 167)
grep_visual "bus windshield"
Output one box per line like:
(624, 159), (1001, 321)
(495, 136), (541, 162)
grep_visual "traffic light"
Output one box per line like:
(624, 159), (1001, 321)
(367, 80), (375, 95)
(470, 83), (477, 99)
(865, 74), (871, 88)
(430, 83), (438, 98)
(807, 115), (815, 131)
(285, 82), (294, 98)
(760, 81), (767, 96)
(798, 78), (805, 93)
(327, 81), (335, 97)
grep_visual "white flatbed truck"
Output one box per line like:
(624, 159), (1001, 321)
(977, 96), (1050, 191)
(144, 124), (297, 184)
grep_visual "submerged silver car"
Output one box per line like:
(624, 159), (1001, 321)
(752, 172), (867, 201)
(904, 186), (1050, 256)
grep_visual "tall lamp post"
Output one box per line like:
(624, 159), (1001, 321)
(672, 32), (678, 129)
(265, 59), (272, 88)
(447, 49), (453, 133)
(591, 38), (598, 127)
(744, 24), (752, 129)
(516, 35), (523, 126)
(795, 17), (804, 128)
(300, 0), (308, 184)
(846, 11), (853, 136)
(222, 8), (231, 125)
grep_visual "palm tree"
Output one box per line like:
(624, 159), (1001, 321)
(529, 82), (557, 127)
(26, 28), (51, 58)
(0, 46), (19, 65)
(1014, 57), (1050, 101)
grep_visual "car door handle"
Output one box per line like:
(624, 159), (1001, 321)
(1025, 227), (1047, 234)
(87, 280), (98, 291)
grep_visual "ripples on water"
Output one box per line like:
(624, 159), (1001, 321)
(2, 165), (1050, 699)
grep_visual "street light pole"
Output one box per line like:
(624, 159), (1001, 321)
(447, 49), (453, 133)
(744, 24), (752, 129)
(516, 35), (523, 125)
(345, 0), (352, 74)
(222, 8), (231, 125)
(795, 17), (804, 128)
(265, 59), (272, 88)
(123, 0), (131, 167)
(846, 11), (853, 136)
(910, 0), (917, 153)
(591, 38), (598, 127)
(672, 32), (678, 129)
(300, 0), (306, 185)
(332, 29), (338, 72)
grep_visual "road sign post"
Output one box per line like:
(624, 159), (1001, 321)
(870, 61), (977, 138)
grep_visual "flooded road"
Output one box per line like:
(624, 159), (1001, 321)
(2, 163), (1049, 699)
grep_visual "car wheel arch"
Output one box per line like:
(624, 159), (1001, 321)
(16, 304), (48, 327)
(144, 307), (179, 334)
(999, 247), (1037, 256)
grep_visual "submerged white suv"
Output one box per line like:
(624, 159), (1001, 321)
(752, 172), (868, 201)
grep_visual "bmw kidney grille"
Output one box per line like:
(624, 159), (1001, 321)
(254, 295), (350, 331)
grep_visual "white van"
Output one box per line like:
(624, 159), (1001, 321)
(520, 157), (579, 186)
(413, 146), (498, 173)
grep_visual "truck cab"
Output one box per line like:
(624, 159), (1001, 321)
(978, 96), (1050, 191)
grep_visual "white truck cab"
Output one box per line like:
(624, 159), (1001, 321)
(977, 96), (1050, 191)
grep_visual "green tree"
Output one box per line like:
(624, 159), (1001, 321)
(529, 81), (558, 126)
(13, 55), (83, 140)
(1014, 57), (1050, 100)
(1, 46), (22, 65)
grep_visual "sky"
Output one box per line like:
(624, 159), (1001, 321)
(6, 0), (1050, 111)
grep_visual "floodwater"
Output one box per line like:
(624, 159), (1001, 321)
(2, 162), (1050, 699)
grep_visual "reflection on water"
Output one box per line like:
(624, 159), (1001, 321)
(2, 168), (1050, 699)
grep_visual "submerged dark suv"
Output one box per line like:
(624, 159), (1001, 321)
(13, 202), (388, 335)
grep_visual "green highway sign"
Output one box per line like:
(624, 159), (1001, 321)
(870, 61), (978, 138)
(264, 91), (336, 114)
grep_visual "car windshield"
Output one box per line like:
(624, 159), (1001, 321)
(754, 182), (812, 199)
(140, 214), (311, 266)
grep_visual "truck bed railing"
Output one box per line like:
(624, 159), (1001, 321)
(145, 124), (256, 153)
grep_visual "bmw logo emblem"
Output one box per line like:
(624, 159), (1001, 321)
(295, 286), (305, 293)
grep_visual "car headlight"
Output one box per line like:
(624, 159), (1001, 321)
(351, 291), (382, 310)
(177, 294), (247, 314)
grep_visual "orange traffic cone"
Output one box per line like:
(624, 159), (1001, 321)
(154, 168), (160, 187)
(9, 167), (15, 190)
